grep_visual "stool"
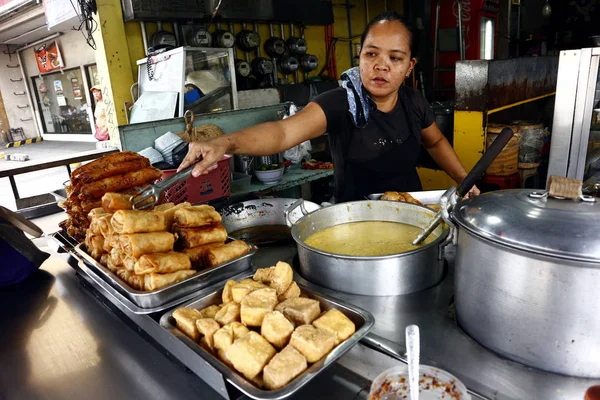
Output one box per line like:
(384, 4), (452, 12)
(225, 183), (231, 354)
(519, 167), (539, 188)
(481, 172), (521, 191)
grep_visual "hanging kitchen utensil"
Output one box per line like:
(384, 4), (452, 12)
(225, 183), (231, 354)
(148, 21), (177, 53)
(412, 127), (515, 245)
(264, 23), (286, 58)
(236, 24), (261, 52)
(287, 23), (307, 56)
(212, 23), (235, 48)
(300, 54), (319, 72)
(187, 25), (212, 47)
(251, 22), (274, 80)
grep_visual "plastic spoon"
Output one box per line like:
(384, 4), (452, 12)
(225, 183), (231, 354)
(406, 324), (420, 400)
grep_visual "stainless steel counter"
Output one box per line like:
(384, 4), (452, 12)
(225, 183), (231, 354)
(2, 236), (597, 400)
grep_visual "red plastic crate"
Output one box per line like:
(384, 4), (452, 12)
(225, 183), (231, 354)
(158, 156), (231, 205)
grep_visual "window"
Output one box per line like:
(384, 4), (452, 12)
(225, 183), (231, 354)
(32, 67), (92, 135)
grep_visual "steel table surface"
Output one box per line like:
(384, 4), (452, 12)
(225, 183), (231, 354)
(2, 232), (597, 400)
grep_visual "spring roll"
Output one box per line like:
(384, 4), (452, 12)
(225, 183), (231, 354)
(99, 253), (109, 267)
(104, 234), (120, 252)
(116, 269), (144, 291)
(88, 207), (109, 221)
(122, 255), (138, 272)
(102, 192), (133, 213)
(162, 202), (192, 231)
(79, 167), (163, 199)
(135, 251), (192, 275)
(111, 210), (166, 234)
(182, 243), (224, 269)
(205, 240), (251, 268)
(106, 256), (121, 273)
(175, 224), (228, 248)
(120, 232), (175, 258)
(86, 234), (106, 260)
(110, 246), (125, 267)
(155, 202), (175, 211)
(97, 214), (114, 237)
(88, 219), (103, 236)
(173, 205), (222, 227)
(144, 270), (197, 291)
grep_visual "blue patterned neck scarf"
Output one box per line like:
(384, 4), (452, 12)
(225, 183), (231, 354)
(341, 67), (376, 128)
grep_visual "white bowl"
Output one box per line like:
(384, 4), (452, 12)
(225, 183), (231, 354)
(369, 364), (470, 400)
(254, 167), (284, 185)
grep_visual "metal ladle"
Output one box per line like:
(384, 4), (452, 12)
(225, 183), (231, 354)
(413, 127), (515, 245)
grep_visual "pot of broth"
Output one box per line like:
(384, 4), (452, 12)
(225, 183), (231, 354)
(221, 198), (320, 245)
(289, 200), (450, 296)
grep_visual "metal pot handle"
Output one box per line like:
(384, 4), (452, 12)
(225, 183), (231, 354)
(284, 198), (309, 227)
(440, 186), (460, 247)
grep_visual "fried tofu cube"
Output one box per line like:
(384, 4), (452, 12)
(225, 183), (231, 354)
(214, 302), (241, 326)
(196, 318), (221, 350)
(231, 279), (269, 303)
(263, 345), (308, 390)
(222, 280), (237, 303)
(278, 281), (301, 302)
(226, 331), (276, 379)
(312, 309), (356, 345)
(250, 373), (264, 389)
(275, 297), (321, 326)
(269, 261), (294, 295)
(172, 307), (203, 341)
(199, 304), (221, 319)
(253, 266), (274, 283)
(214, 322), (250, 353)
(199, 336), (213, 354)
(217, 348), (233, 367)
(289, 324), (337, 363)
(261, 311), (295, 350)
(240, 288), (278, 327)
(253, 262), (294, 295)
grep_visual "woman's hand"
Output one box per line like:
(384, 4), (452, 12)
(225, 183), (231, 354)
(177, 137), (229, 177)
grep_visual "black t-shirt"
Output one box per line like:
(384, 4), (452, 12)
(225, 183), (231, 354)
(312, 86), (436, 202)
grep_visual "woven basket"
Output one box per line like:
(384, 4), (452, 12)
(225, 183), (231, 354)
(486, 124), (520, 176)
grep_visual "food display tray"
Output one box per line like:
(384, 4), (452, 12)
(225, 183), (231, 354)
(159, 272), (375, 400)
(367, 190), (445, 204)
(74, 242), (256, 309)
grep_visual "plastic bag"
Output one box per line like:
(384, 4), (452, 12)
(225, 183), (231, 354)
(283, 104), (312, 164)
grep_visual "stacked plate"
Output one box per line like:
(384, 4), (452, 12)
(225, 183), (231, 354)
(154, 131), (183, 166)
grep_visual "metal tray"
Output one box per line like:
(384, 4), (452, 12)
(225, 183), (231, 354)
(159, 272), (375, 400)
(74, 242), (257, 309)
(367, 190), (445, 204)
(75, 255), (251, 315)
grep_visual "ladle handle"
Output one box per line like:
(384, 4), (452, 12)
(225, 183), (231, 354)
(456, 127), (515, 197)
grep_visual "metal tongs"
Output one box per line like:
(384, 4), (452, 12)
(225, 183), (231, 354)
(412, 127), (515, 245)
(129, 164), (195, 210)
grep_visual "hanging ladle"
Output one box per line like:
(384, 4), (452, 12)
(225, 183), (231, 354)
(412, 127), (515, 245)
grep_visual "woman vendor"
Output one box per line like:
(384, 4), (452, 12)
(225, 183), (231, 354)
(179, 12), (479, 202)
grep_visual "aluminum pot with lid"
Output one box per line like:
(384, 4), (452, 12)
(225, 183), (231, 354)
(289, 200), (450, 296)
(448, 189), (600, 378)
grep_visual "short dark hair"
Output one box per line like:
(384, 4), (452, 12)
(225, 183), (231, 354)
(360, 12), (415, 56)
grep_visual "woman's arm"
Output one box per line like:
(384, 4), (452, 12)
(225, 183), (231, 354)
(179, 102), (328, 177)
(421, 122), (480, 196)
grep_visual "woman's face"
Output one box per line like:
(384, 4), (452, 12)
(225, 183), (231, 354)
(359, 20), (416, 100)
(93, 89), (102, 101)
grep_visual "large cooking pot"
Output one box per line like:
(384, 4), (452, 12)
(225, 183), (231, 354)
(221, 198), (320, 245)
(289, 200), (450, 296)
(448, 189), (600, 378)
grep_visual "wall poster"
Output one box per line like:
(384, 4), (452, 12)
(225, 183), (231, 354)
(35, 41), (65, 73)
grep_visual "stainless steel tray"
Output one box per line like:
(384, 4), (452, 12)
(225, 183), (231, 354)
(159, 273), (375, 400)
(367, 189), (445, 204)
(74, 243), (256, 309)
(75, 256), (251, 315)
